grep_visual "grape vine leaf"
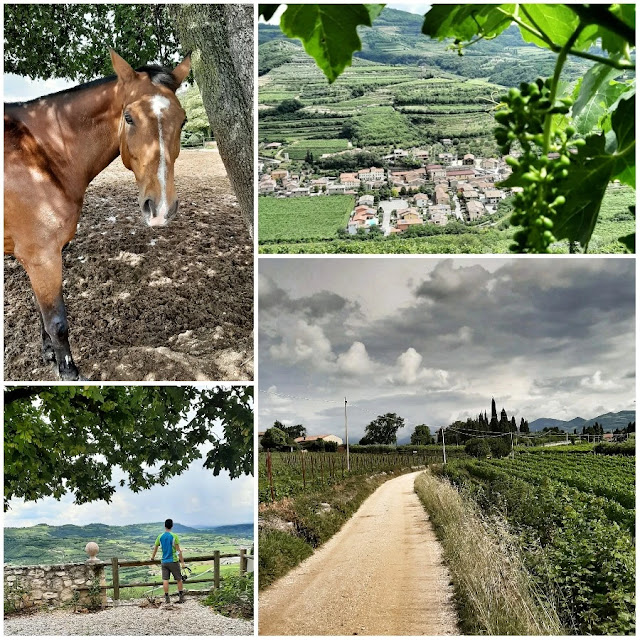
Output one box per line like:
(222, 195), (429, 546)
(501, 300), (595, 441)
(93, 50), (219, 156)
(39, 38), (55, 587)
(572, 63), (626, 135)
(280, 4), (384, 83)
(554, 94), (635, 249)
(422, 4), (514, 42)
(518, 4), (597, 50)
(259, 4), (280, 22)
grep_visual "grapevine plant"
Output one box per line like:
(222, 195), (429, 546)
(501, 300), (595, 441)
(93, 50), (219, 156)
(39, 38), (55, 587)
(259, 4), (636, 252)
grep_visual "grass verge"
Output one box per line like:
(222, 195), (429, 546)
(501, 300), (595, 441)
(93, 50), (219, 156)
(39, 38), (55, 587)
(258, 469), (412, 590)
(414, 470), (563, 635)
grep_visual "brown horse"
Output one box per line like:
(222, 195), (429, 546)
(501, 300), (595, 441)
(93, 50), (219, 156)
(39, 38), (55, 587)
(4, 50), (190, 380)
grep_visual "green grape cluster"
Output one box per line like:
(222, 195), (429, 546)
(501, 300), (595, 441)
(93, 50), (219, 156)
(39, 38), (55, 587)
(494, 78), (584, 253)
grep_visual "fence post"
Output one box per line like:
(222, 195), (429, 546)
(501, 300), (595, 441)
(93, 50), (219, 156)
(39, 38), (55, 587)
(239, 549), (246, 576)
(266, 450), (275, 501)
(111, 557), (120, 602)
(214, 550), (221, 590)
(302, 453), (306, 490)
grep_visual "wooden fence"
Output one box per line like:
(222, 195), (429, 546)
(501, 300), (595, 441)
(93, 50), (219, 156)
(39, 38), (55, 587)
(107, 550), (250, 601)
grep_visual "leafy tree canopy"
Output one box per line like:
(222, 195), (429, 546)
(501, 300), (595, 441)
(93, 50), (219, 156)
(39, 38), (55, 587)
(260, 427), (290, 451)
(4, 4), (183, 81)
(411, 424), (434, 445)
(4, 386), (253, 510)
(360, 412), (404, 445)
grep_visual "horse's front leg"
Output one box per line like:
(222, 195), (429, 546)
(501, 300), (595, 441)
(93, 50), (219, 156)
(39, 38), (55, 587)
(23, 250), (80, 381)
(33, 295), (56, 365)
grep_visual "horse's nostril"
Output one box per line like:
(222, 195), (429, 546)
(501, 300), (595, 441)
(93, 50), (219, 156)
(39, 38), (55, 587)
(142, 198), (156, 217)
(169, 201), (179, 217)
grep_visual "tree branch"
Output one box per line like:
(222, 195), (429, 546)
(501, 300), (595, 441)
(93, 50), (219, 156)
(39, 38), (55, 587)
(4, 387), (44, 405)
(568, 4), (635, 45)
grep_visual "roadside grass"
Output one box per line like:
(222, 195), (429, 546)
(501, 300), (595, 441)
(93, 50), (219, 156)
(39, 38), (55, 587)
(258, 470), (412, 590)
(414, 470), (563, 635)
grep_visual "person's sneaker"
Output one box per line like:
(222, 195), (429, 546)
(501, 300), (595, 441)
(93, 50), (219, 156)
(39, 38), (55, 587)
(178, 592), (186, 604)
(165, 594), (171, 604)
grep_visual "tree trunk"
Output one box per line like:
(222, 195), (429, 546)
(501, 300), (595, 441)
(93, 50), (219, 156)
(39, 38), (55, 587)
(171, 4), (253, 235)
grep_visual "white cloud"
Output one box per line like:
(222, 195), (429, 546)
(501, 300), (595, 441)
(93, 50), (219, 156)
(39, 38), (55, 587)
(337, 342), (375, 376)
(269, 319), (335, 369)
(387, 348), (451, 388)
(580, 370), (619, 391)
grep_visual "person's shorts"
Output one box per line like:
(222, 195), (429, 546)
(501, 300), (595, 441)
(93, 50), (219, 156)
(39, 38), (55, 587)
(161, 561), (182, 581)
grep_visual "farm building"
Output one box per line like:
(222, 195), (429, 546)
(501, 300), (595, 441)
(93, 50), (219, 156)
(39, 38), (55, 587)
(295, 434), (343, 447)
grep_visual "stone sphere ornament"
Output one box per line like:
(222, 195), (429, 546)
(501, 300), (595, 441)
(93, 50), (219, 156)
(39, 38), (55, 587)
(85, 542), (100, 563)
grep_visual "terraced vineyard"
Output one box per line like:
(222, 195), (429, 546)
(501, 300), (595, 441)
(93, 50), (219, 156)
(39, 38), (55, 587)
(440, 449), (636, 634)
(258, 195), (354, 243)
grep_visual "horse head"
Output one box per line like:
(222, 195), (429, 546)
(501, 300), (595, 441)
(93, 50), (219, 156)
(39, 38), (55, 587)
(111, 50), (191, 227)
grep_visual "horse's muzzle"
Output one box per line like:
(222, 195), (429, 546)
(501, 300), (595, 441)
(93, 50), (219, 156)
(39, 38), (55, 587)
(142, 198), (178, 227)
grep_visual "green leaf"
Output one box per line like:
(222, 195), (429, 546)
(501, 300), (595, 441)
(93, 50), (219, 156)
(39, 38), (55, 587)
(422, 4), (514, 41)
(618, 232), (635, 253)
(610, 93), (635, 186)
(518, 4), (581, 48)
(280, 4), (384, 83)
(259, 4), (280, 22)
(554, 96), (635, 249)
(572, 63), (625, 135)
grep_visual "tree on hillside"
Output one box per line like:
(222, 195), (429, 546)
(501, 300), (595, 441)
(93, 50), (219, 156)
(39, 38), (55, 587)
(260, 427), (290, 451)
(4, 3), (253, 233)
(179, 83), (212, 143)
(4, 386), (253, 510)
(360, 413), (405, 445)
(520, 417), (530, 434)
(410, 424), (434, 445)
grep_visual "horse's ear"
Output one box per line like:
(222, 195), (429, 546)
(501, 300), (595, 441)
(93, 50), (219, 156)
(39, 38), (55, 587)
(110, 49), (136, 83)
(172, 55), (191, 87)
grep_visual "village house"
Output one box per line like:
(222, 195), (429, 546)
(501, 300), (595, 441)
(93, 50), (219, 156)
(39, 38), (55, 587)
(290, 187), (311, 197)
(327, 183), (347, 194)
(271, 169), (289, 181)
(429, 209), (449, 226)
(481, 158), (500, 171)
(463, 153), (475, 166)
(484, 189), (504, 205)
(258, 176), (276, 193)
(426, 164), (446, 180)
(434, 185), (449, 206)
(438, 152), (455, 163)
(358, 194), (375, 207)
(412, 149), (431, 161)
(413, 193), (430, 208)
(466, 200), (486, 221)
(358, 167), (385, 182)
(264, 142), (282, 150)
(339, 172), (360, 188)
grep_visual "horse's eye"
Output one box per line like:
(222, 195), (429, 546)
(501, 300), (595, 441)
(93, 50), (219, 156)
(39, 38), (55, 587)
(124, 112), (134, 125)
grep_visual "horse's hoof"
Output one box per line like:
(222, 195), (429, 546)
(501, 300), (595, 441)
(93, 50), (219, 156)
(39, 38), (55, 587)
(42, 346), (56, 365)
(59, 364), (80, 381)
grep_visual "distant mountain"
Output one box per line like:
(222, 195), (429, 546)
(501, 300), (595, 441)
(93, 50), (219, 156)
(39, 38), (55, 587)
(4, 521), (253, 566)
(192, 524), (253, 537)
(529, 410), (635, 432)
(259, 7), (589, 85)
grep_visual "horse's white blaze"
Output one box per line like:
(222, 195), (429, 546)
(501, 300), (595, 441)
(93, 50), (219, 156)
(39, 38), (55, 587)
(149, 95), (170, 225)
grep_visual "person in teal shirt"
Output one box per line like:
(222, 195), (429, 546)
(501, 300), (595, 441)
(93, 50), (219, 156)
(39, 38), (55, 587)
(151, 518), (186, 603)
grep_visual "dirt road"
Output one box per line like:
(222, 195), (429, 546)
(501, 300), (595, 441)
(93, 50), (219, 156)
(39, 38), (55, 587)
(259, 471), (458, 636)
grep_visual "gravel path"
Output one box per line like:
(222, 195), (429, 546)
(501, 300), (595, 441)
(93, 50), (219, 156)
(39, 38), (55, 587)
(259, 471), (458, 636)
(4, 599), (254, 636)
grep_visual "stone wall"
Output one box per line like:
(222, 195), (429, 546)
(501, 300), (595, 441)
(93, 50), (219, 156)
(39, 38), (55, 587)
(4, 561), (107, 610)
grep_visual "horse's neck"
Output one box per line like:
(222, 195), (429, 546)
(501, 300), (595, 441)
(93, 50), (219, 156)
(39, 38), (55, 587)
(26, 82), (123, 200)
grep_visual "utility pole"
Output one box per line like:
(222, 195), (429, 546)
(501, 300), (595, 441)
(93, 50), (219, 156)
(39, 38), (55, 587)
(441, 427), (447, 465)
(345, 397), (350, 471)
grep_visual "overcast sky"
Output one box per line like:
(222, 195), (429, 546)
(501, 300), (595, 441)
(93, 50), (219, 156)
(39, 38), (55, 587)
(5, 405), (254, 529)
(259, 258), (635, 442)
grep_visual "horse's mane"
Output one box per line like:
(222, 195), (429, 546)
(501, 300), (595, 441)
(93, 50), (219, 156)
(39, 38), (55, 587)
(6, 65), (179, 107)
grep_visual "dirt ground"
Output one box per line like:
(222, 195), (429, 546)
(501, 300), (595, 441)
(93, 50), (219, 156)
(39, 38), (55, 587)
(4, 149), (253, 381)
(259, 471), (459, 636)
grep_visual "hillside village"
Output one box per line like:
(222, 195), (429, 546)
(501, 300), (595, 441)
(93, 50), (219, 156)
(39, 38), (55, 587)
(258, 146), (521, 235)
